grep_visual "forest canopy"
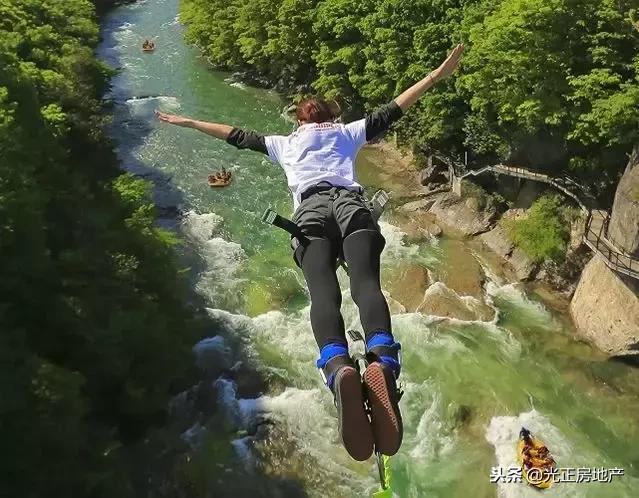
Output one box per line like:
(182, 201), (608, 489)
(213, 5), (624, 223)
(0, 1), (201, 495)
(181, 0), (639, 198)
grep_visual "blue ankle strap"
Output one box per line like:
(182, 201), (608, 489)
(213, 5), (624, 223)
(316, 343), (349, 390)
(367, 331), (401, 378)
(316, 343), (349, 369)
(366, 331), (400, 351)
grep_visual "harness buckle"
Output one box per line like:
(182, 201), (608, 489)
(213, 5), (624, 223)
(261, 207), (309, 245)
(261, 208), (278, 225)
(369, 189), (390, 221)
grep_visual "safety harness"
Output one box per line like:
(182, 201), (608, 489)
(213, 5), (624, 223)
(262, 189), (402, 401)
(261, 188), (390, 273)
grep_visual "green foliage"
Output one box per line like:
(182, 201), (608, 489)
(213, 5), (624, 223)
(461, 0), (639, 185)
(460, 179), (507, 211)
(1, 1), (201, 496)
(181, 0), (639, 197)
(113, 172), (152, 206)
(505, 195), (573, 262)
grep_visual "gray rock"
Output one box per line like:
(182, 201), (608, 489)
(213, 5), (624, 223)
(479, 224), (514, 258)
(400, 198), (436, 213)
(570, 255), (639, 356)
(479, 212), (537, 280)
(417, 282), (494, 321)
(509, 247), (537, 281)
(608, 146), (639, 257)
(429, 192), (497, 236)
(568, 213), (587, 253)
(427, 222), (443, 237)
(181, 422), (207, 449)
(193, 336), (232, 378)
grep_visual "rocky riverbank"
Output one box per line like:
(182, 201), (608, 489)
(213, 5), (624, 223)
(387, 143), (639, 359)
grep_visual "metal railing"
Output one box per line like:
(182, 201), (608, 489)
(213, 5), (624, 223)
(583, 213), (639, 279)
(438, 158), (639, 280)
(459, 164), (590, 211)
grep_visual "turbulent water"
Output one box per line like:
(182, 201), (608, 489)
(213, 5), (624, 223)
(99, 1), (639, 496)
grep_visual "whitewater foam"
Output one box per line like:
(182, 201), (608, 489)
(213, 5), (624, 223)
(126, 95), (181, 113)
(379, 221), (422, 261)
(487, 282), (560, 331)
(408, 385), (456, 460)
(211, 373), (375, 495)
(182, 211), (247, 306)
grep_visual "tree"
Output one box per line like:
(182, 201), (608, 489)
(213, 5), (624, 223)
(1, 1), (202, 495)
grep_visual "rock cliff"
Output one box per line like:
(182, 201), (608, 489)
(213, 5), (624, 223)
(608, 146), (639, 256)
(570, 149), (639, 356)
(570, 256), (639, 356)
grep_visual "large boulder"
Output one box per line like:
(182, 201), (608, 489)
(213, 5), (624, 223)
(417, 282), (495, 322)
(479, 224), (514, 258)
(608, 146), (639, 256)
(568, 212), (587, 253)
(429, 191), (497, 236)
(508, 248), (538, 281)
(192, 336), (232, 378)
(570, 256), (639, 356)
(400, 198), (436, 213)
(395, 208), (443, 243)
(479, 221), (537, 281)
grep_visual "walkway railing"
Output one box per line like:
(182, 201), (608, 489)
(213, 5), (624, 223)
(435, 157), (639, 280)
(583, 211), (639, 279)
(459, 164), (590, 211)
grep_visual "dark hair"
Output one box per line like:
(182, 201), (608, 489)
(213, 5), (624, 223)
(296, 98), (340, 123)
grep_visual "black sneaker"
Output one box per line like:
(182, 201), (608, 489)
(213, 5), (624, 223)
(323, 355), (374, 461)
(362, 361), (403, 456)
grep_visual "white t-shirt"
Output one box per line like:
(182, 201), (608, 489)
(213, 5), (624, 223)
(264, 120), (367, 209)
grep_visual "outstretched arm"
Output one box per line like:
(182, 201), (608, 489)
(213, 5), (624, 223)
(357, 44), (465, 142)
(155, 111), (233, 140)
(393, 43), (464, 112)
(155, 111), (272, 155)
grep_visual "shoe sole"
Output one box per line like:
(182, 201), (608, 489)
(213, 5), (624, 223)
(335, 366), (374, 461)
(363, 362), (402, 456)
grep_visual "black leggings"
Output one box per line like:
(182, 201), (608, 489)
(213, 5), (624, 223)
(300, 228), (392, 349)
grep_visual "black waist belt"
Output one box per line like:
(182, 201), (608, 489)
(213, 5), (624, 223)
(263, 188), (389, 243)
(261, 209), (308, 244)
(300, 184), (363, 202)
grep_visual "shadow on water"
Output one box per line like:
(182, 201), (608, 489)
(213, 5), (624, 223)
(97, 6), (309, 498)
(611, 352), (639, 368)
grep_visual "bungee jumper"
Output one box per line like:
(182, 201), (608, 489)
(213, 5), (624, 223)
(155, 43), (464, 461)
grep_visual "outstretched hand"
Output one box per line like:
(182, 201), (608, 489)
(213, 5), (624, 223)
(155, 111), (192, 127)
(435, 43), (465, 80)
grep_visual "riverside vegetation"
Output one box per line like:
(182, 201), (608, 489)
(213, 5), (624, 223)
(0, 1), (207, 495)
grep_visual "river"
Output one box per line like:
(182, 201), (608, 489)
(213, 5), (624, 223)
(98, 1), (639, 497)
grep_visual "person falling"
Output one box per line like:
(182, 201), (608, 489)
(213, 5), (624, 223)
(156, 43), (464, 461)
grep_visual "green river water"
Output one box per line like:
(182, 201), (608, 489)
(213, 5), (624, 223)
(99, 1), (639, 497)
